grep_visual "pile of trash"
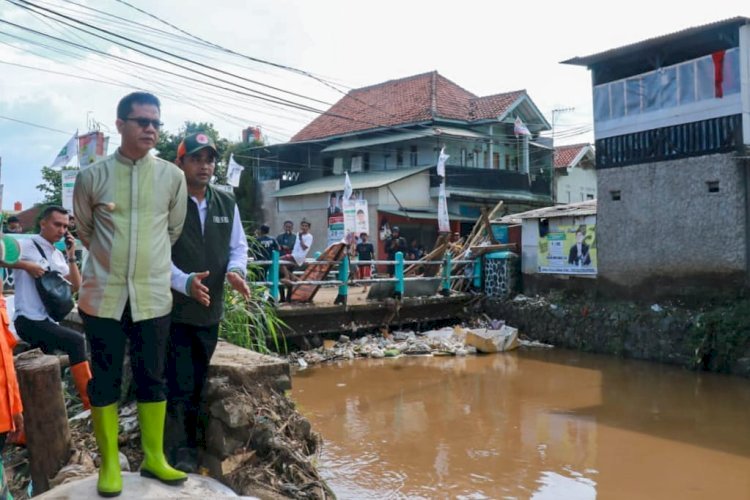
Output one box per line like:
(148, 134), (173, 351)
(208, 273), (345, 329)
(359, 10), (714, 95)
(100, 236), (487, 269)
(288, 319), (551, 368)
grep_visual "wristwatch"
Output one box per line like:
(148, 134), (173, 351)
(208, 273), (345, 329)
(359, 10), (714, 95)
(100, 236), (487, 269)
(67, 257), (77, 263)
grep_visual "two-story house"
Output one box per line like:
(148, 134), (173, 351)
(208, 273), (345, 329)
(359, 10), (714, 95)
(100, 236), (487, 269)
(554, 143), (597, 204)
(255, 71), (553, 255)
(564, 17), (750, 297)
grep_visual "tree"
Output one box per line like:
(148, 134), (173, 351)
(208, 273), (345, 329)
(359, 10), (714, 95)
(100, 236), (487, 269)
(36, 166), (62, 205)
(156, 121), (230, 182)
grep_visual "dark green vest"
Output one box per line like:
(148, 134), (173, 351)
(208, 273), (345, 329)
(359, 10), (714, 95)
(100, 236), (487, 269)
(172, 187), (236, 326)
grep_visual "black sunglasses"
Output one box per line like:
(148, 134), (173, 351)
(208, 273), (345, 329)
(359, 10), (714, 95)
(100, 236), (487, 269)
(123, 117), (163, 129)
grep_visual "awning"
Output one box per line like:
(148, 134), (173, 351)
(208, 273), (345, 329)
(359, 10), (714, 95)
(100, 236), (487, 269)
(320, 127), (490, 153)
(273, 165), (432, 197)
(378, 208), (478, 222)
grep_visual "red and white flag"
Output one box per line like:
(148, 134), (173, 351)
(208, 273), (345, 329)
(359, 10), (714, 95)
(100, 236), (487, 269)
(514, 117), (531, 137)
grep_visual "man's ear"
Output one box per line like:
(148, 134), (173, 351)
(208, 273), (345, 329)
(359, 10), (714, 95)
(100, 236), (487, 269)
(115, 118), (125, 134)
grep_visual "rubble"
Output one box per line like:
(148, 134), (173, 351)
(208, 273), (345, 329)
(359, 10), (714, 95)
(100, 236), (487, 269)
(286, 318), (546, 367)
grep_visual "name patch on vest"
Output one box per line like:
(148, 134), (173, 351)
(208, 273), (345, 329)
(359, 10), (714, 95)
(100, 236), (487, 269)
(213, 215), (230, 224)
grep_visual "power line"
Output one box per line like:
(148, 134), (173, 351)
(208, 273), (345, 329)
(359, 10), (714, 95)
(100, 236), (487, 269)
(0, 114), (72, 134)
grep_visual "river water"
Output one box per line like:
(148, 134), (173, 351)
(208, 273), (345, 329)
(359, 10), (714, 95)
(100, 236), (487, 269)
(291, 348), (750, 499)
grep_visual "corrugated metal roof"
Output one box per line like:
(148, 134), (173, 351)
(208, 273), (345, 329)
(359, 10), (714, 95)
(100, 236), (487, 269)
(272, 165), (432, 198)
(562, 17), (750, 67)
(494, 200), (597, 221)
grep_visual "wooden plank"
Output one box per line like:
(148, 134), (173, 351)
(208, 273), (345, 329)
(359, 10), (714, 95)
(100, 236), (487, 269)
(289, 243), (347, 303)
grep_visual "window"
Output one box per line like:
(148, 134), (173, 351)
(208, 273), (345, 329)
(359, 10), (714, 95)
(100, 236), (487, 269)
(363, 153), (370, 171)
(333, 157), (343, 175)
(410, 145), (418, 166)
(626, 78), (642, 115)
(493, 152), (500, 169)
(586, 194), (595, 200)
(678, 62), (695, 104)
(707, 180), (720, 193)
(396, 148), (403, 167)
(610, 190), (621, 201)
(696, 56), (714, 101)
(350, 155), (363, 172)
(594, 85), (609, 122)
(611, 81), (625, 119)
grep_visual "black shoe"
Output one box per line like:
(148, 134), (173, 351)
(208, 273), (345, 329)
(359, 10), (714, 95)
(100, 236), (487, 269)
(173, 447), (198, 473)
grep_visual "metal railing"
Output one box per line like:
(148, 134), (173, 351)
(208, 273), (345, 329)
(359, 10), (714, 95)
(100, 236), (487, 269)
(250, 250), (481, 304)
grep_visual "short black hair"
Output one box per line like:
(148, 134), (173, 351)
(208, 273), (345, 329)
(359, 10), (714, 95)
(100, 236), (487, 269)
(260, 224), (270, 234)
(117, 92), (161, 120)
(356, 209), (365, 216)
(40, 205), (69, 221)
(6, 216), (19, 223)
(284, 220), (293, 226)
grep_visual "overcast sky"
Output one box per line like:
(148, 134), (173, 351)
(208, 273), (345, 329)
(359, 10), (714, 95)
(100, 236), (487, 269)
(0, 0), (748, 210)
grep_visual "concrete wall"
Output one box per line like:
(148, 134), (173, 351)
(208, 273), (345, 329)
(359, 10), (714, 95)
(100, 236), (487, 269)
(597, 152), (749, 295)
(269, 172), (432, 256)
(555, 165), (597, 204)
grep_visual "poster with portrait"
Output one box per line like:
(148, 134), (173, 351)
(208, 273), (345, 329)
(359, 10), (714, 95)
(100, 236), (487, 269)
(538, 224), (597, 275)
(343, 199), (369, 239)
(61, 169), (79, 213)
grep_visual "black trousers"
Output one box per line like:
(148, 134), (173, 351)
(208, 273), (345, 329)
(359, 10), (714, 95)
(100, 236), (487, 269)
(165, 322), (219, 450)
(14, 316), (88, 365)
(80, 304), (171, 407)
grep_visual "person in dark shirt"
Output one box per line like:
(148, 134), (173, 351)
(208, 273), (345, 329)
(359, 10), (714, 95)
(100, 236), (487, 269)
(253, 225), (279, 280)
(276, 220), (296, 257)
(275, 220), (296, 301)
(355, 232), (374, 291)
(385, 226), (408, 276)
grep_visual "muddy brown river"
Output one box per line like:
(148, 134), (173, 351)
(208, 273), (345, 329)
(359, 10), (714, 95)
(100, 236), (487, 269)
(291, 348), (750, 499)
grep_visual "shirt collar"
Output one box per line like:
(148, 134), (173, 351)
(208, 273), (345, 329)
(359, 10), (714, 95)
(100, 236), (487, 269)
(115, 148), (152, 166)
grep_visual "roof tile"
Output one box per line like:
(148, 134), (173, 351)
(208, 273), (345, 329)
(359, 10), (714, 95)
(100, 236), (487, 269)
(291, 71), (526, 142)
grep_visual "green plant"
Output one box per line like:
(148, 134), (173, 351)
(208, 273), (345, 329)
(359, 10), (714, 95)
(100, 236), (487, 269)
(220, 282), (287, 354)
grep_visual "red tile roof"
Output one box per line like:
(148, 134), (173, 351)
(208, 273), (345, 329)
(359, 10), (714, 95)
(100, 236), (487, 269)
(291, 71), (526, 142)
(554, 143), (591, 169)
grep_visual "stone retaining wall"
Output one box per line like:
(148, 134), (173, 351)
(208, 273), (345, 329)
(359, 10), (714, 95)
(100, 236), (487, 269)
(483, 295), (750, 378)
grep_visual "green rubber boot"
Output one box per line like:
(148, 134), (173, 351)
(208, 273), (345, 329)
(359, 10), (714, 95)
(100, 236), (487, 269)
(137, 401), (188, 486)
(91, 404), (122, 497)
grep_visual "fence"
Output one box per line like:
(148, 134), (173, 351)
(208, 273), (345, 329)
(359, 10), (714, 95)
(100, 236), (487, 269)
(251, 250), (481, 305)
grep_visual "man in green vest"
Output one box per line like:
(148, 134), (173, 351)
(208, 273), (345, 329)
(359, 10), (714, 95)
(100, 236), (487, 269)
(166, 132), (250, 472)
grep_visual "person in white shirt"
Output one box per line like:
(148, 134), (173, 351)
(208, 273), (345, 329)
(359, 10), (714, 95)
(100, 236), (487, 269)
(5, 206), (91, 410)
(279, 219), (313, 292)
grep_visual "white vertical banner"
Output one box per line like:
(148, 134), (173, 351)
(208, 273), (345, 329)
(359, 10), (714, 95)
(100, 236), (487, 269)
(227, 154), (244, 187)
(438, 180), (450, 232)
(61, 169), (79, 213)
(343, 171), (353, 202)
(437, 146), (449, 177)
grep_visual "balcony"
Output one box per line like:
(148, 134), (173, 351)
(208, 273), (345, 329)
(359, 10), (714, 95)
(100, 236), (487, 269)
(430, 166), (551, 196)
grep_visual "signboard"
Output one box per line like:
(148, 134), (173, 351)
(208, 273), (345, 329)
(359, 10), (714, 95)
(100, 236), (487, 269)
(343, 199), (369, 239)
(327, 214), (344, 247)
(61, 169), (79, 213)
(538, 224), (597, 275)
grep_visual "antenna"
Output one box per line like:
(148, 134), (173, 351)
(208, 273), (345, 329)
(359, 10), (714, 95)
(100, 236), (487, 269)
(551, 107), (575, 141)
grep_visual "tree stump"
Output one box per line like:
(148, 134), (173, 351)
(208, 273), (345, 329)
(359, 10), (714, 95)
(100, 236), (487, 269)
(15, 348), (71, 495)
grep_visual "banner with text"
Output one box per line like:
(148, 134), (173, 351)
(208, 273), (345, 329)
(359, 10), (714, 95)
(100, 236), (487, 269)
(538, 224), (597, 275)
